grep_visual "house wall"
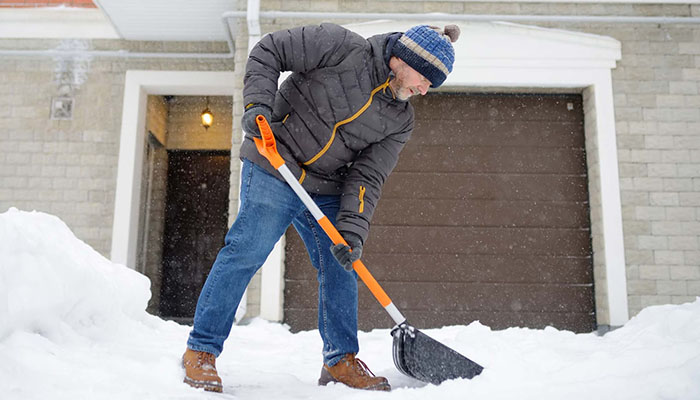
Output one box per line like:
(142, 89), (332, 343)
(569, 14), (700, 317)
(146, 95), (168, 146)
(141, 95), (169, 314)
(166, 96), (233, 151)
(0, 38), (233, 257)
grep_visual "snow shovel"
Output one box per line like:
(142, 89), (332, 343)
(252, 115), (484, 384)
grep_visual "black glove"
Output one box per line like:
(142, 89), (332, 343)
(331, 232), (363, 271)
(241, 104), (272, 138)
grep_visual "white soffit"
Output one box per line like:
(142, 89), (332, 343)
(0, 8), (119, 39)
(346, 20), (621, 71)
(94, 0), (232, 41)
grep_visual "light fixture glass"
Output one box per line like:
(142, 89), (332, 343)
(201, 96), (213, 129)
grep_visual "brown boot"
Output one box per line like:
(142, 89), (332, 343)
(318, 353), (391, 391)
(182, 349), (223, 393)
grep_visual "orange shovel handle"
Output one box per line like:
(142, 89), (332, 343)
(316, 217), (392, 308)
(253, 115), (285, 169)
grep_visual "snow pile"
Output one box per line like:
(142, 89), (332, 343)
(457, 301), (700, 400)
(1, 208), (699, 400)
(0, 208), (151, 341)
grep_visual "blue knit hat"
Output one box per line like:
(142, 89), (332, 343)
(391, 25), (459, 88)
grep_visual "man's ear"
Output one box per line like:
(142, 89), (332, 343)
(388, 56), (404, 73)
(390, 56), (405, 66)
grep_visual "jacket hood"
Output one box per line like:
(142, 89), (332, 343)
(367, 32), (401, 88)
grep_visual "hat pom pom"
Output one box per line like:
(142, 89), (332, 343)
(443, 25), (460, 43)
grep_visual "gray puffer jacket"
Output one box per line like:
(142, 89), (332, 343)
(241, 23), (414, 243)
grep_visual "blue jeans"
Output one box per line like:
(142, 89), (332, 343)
(187, 159), (359, 367)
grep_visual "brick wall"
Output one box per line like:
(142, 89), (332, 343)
(0, 51), (120, 253)
(601, 22), (700, 316)
(0, 39), (233, 257)
(546, 9), (700, 317)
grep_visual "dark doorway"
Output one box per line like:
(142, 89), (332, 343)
(160, 150), (230, 322)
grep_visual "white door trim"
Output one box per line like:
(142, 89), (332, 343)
(110, 70), (236, 268)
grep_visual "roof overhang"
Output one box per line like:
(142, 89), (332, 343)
(94, 0), (233, 41)
(0, 7), (119, 39)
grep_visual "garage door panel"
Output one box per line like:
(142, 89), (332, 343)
(372, 199), (590, 228)
(286, 308), (595, 332)
(365, 226), (592, 257)
(283, 309), (318, 332)
(412, 94), (583, 123)
(396, 145), (586, 174)
(412, 120), (584, 148)
(382, 172), (589, 202)
(359, 253), (593, 285)
(285, 281), (593, 314)
(352, 309), (595, 332)
(358, 282), (594, 313)
(285, 220), (592, 283)
(287, 253), (592, 285)
(285, 227), (316, 281)
(284, 280), (316, 310)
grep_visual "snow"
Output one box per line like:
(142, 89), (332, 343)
(1, 208), (699, 400)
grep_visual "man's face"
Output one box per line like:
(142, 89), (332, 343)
(390, 59), (431, 101)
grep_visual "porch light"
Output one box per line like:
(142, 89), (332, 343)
(201, 96), (213, 129)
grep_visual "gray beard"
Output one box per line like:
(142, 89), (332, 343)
(389, 77), (414, 101)
(396, 90), (412, 101)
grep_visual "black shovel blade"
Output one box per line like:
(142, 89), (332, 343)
(391, 322), (483, 385)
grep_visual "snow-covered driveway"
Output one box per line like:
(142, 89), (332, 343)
(1, 209), (699, 400)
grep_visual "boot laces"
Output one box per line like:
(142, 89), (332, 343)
(197, 351), (216, 371)
(346, 355), (376, 377)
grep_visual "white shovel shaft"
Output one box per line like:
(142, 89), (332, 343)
(277, 164), (406, 326)
(278, 165), (325, 220)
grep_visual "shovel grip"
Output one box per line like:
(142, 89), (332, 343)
(253, 114), (285, 169)
(317, 216), (391, 308)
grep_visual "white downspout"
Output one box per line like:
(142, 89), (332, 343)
(240, 0), (287, 323)
(233, 0), (263, 323)
(247, 0), (262, 52)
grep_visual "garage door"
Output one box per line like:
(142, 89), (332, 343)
(284, 93), (595, 333)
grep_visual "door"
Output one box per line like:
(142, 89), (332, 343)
(160, 150), (230, 322)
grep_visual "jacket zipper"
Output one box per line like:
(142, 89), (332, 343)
(302, 77), (392, 166)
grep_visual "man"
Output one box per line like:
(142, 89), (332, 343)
(182, 22), (459, 393)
